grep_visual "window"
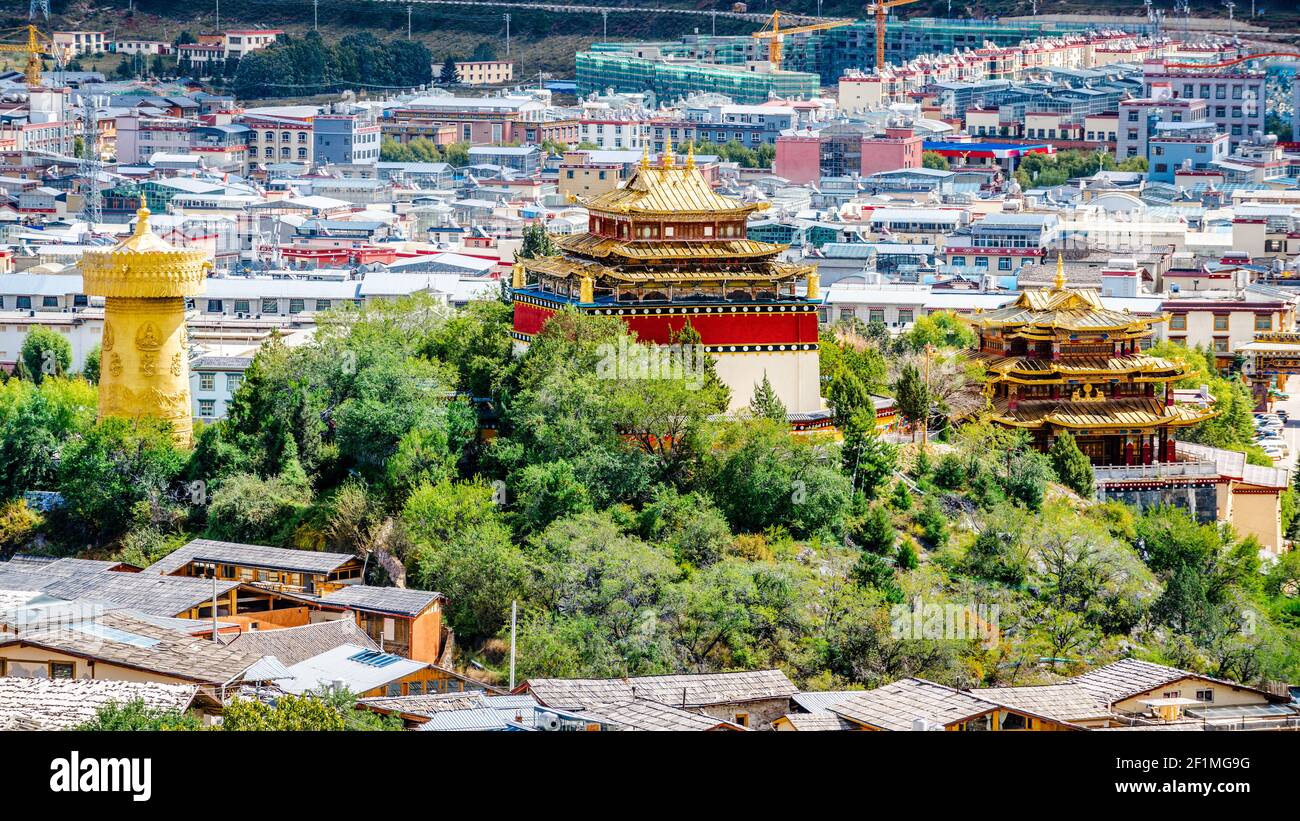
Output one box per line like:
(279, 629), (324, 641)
(206, 299), (223, 313)
(1000, 712), (1027, 730)
(408, 680), (424, 695)
(897, 309), (913, 324)
(50, 662), (75, 678)
(387, 683), (401, 697)
(199, 399), (215, 417)
(1162, 690), (1182, 699)
(226, 373), (243, 391)
(262, 298), (278, 314)
(1196, 689), (1214, 702)
(950, 256), (966, 267)
(316, 299), (331, 311)
(16, 296), (31, 310)
(868, 308), (885, 324)
(1255, 315), (1273, 331)
(998, 257), (1012, 271)
(289, 299), (305, 314)
(42, 296), (58, 307)
(1213, 338), (1229, 353)
(1213, 315), (1229, 331)
(733, 712), (750, 728)
(1169, 314), (1186, 330)
(199, 372), (215, 391)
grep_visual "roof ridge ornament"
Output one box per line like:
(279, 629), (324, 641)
(1054, 251), (1067, 290)
(662, 132), (674, 169)
(685, 142), (695, 171)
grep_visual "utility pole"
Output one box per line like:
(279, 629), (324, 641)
(921, 343), (933, 450)
(216, 0), (220, 32)
(711, 10), (717, 35)
(210, 571), (219, 643)
(505, 14), (511, 57)
(314, 0), (319, 31)
(602, 10), (608, 41)
(407, 3), (413, 39)
(509, 600), (518, 690)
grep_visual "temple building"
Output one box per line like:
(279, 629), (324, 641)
(960, 258), (1216, 466)
(511, 143), (824, 416)
(81, 203), (211, 445)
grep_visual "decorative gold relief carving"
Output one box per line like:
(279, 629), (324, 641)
(135, 322), (162, 351)
(102, 321), (115, 351)
(108, 352), (123, 377)
(139, 352), (157, 377)
(170, 352), (183, 377)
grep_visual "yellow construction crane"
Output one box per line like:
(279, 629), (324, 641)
(752, 10), (853, 69)
(867, 0), (923, 69)
(0, 25), (51, 88)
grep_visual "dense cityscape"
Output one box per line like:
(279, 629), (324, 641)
(1, 0), (1300, 750)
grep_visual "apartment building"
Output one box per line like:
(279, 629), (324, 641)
(51, 31), (105, 60)
(1116, 97), (1208, 161)
(244, 115), (313, 164)
(314, 114), (381, 166)
(1142, 66), (1266, 149)
(455, 60), (514, 85)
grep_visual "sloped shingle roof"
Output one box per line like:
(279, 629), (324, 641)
(0, 678), (198, 730)
(522, 669), (797, 709)
(219, 619), (379, 666)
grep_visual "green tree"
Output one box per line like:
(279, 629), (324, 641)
(1049, 431), (1095, 498)
(82, 344), (101, 384)
(75, 699), (202, 731)
(57, 417), (186, 544)
(748, 373), (787, 422)
(440, 55), (459, 85)
(841, 411), (897, 498)
(921, 151), (949, 170)
(852, 503), (897, 555)
(894, 362), (929, 441)
(514, 460), (592, 535)
(518, 223), (558, 259)
(18, 327), (72, 384)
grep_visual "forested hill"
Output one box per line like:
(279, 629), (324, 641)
(15, 0), (1294, 85)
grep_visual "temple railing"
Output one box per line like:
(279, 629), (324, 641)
(1092, 460), (1219, 484)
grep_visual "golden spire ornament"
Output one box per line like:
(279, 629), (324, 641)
(80, 196), (212, 446)
(662, 132), (674, 169)
(640, 143), (650, 170)
(685, 142), (696, 170)
(1054, 251), (1067, 290)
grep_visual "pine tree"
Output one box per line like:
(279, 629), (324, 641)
(1049, 431), (1095, 498)
(749, 373), (787, 422)
(852, 503), (897, 555)
(440, 56), (459, 85)
(889, 479), (912, 511)
(894, 362), (930, 442)
(517, 223), (557, 259)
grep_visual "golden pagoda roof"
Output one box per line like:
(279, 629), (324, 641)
(521, 254), (811, 284)
(962, 288), (1163, 333)
(977, 353), (1186, 383)
(578, 156), (764, 216)
(556, 233), (784, 261)
(961, 255), (1162, 334)
(81, 204), (211, 299)
(990, 396), (1216, 429)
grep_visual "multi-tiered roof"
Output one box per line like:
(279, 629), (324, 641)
(962, 258), (1215, 434)
(517, 142), (815, 304)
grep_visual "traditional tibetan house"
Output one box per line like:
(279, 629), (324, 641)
(512, 142), (825, 416)
(960, 258), (1216, 466)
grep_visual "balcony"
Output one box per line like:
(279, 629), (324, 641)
(1093, 460), (1219, 485)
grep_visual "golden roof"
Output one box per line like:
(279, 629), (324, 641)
(556, 233), (784, 261)
(579, 158), (763, 216)
(977, 353), (1186, 383)
(521, 254), (811, 284)
(81, 204), (211, 299)
(962, 285), (1163, 333)
(990, 396), (1216, 429)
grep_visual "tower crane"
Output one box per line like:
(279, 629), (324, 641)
(0, 25), (52, 88)
(867, 0), (923, 69)
(751, 10), (853, 69)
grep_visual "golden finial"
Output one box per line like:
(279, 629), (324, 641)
(1054, 251), (1066, 290)
(640, 143), (650, 170)
(685, 142), (696, 170)
(135, 194), (150, 236)
(662, 132), (674, 169)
